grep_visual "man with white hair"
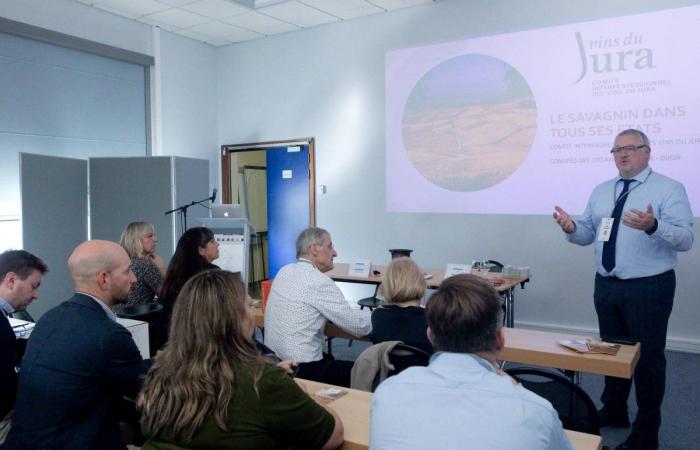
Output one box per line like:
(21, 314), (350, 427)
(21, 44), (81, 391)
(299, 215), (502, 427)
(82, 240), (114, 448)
(264, 227), (371, 387)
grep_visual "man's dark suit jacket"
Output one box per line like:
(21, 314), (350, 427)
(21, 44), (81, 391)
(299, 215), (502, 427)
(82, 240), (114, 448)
(0, 312), (18, 419)
(5, 294), (148, 450)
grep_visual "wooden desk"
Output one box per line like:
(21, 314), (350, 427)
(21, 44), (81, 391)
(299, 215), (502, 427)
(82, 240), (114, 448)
(327, 263), (528, 327)
(254, 309), (639, 378)
(501, 328), (640, 379)
(297, 378), (602, 450)
(328, 263), (527, 292)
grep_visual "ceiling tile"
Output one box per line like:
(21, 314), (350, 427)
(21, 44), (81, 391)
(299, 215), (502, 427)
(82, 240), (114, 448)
(222, 10), (299, 35)
(172, 27), (211, 41)
(205, 37), (234, 46)
(181, 0), (250, 19)
(94, 4), (141, 19)
(137, 16), (179, 31)
(369, 0), (433, 10)
(156, 0), (199, 6)
(258, 1), (339, 28)
(186, 20), (258, 38)
(92, 0), (169, 17)
(335, 5), (384, 20)
(142, 8), (211, 28)
(300, 0), (382, 18)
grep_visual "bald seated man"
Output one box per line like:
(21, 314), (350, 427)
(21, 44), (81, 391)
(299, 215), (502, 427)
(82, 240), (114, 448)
(6, 241), (149, 450)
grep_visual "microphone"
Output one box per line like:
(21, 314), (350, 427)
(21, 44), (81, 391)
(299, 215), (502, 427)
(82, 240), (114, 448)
(211, 188), (217, 203)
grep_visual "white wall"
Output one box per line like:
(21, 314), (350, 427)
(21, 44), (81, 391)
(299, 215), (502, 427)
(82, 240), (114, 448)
(216, 0), (700, 352)
(156, 31), (219, 191)
(0, 0), (219, 190)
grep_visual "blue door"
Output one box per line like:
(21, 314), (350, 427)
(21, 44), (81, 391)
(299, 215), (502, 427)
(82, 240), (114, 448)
(266, 145), (311, 278)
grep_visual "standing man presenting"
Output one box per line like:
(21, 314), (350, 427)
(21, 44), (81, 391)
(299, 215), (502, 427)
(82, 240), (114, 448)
(554, 129), (694, 450)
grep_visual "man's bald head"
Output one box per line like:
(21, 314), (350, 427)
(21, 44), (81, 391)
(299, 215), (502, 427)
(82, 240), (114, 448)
(68, 241), (134, 305)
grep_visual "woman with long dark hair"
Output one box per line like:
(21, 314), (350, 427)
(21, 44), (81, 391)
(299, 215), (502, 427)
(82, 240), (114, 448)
(155, 227), (219, 347)
(138, 270), (343, 449)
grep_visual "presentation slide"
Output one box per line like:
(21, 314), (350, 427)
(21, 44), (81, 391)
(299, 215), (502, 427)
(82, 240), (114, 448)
(385, 5), (700, 215)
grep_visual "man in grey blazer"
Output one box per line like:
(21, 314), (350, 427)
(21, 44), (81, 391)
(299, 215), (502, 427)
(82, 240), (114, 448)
(6, 240), (148, 450)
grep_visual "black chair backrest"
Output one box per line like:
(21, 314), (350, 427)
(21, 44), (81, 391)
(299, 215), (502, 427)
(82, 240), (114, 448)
(387, 344), (431, 377)
(506, 367), (600, 435)
(486, 259), (504, 273)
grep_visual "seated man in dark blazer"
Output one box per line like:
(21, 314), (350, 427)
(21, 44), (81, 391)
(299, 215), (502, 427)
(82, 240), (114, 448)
(5, 240), (149, 450)
(0, 250), (48, 443)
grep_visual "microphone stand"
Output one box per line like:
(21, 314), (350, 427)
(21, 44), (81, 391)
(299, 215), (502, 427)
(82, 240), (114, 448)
(165, 193), (214, 236)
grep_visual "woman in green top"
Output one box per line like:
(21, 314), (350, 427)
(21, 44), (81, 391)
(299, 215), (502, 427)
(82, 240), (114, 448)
(137, 269), (343, 449)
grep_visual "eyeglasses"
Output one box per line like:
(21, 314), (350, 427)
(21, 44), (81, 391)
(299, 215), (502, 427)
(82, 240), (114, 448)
(610, 144), (647, 155)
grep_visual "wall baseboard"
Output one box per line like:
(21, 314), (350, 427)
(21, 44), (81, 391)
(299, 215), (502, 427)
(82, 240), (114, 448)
(515, 321), (700, 355)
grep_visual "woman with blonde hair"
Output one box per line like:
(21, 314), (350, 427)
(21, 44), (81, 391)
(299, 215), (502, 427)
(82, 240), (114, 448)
(138, 269), (343, 449)
(118, 221), (166, 310)
(370, 257), (432, 354)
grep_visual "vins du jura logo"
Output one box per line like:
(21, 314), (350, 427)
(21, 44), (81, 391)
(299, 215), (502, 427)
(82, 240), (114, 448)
(573, 32), (655, 85)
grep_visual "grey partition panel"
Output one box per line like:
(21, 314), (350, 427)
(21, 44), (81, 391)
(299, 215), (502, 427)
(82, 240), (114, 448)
(20, 153), (87, 319)
(89, 157), (174, 261)
(174, 157), (210, 238)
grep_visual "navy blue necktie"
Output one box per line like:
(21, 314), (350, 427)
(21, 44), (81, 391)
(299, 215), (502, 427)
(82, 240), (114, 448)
(602, 179), (633, 272)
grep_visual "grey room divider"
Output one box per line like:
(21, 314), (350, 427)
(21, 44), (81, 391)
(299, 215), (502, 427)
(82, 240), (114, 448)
(20, 155), (209, 320)
(89, 156), (210, 263)
(89, 157), (175, 258)
(20, 153), (88, 319)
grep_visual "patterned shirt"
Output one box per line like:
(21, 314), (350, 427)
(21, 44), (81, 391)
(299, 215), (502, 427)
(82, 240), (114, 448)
(115, 257), (161, 313)
(264, 259), (371, 363)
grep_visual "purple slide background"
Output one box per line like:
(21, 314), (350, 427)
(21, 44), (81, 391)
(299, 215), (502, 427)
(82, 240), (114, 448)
(385, 5), (700, 215)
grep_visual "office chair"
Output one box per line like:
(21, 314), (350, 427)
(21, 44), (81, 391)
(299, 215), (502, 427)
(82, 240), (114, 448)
(486, 259), (504, 273)
(387, 343), (431, 377)
(506, 367), (600, 435)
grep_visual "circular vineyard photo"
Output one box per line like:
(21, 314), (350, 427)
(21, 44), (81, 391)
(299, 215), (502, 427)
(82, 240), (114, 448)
(401, 54), (537, 192)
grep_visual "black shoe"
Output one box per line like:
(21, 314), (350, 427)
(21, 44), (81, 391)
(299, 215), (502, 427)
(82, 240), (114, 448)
(614, 435), (658, 450)
(598, 409), (630, 427)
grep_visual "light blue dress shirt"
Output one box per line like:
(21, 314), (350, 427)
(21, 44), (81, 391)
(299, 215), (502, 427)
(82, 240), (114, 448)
(370, 352), (573, 450)
(567, 167), (694, 279)
(0, 297), (15, 318)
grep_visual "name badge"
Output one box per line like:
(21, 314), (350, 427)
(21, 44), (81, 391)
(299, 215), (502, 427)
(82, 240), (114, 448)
(598, 218), (614, 241)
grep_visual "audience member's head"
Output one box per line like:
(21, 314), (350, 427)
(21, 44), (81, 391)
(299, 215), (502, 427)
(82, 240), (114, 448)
(138, 269), (258, 439)
(0, 250), (48, 311)
(67, 240), (135, 307)
(426, 274), (503, 354)
(379, 257), (426, 305)
(295, 227), (336, 272)
(120, 221), (158, 259)
(160, 227), (218, 300)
